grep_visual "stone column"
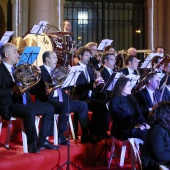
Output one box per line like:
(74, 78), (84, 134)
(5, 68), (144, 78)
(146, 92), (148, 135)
(29, 0), (65, 29)
(164, 0), (170, 55)
(11, 0), (23, 36)
(145, 0), (158, 51)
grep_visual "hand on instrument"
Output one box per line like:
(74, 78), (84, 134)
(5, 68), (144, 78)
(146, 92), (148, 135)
(95, 77), (105, 86)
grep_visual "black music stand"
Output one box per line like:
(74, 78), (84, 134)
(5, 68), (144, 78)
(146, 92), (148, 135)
(57, 67), (82, 170)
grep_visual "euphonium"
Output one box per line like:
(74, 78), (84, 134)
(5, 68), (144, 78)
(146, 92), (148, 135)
(45, 65), (70, 94)
(12, 63), (41, 103)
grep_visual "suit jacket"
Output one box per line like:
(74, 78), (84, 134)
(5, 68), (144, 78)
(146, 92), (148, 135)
(109, 94), (147, 140)
(30, 65), (68, 102)
(121, 67), (138, 75)
(160, 87), (170, 101)
(141, 124), (170, 168)
(100, 67), (111, 83)
(88, 57), (102, 71)
(70, 64), (95, 101)
(134, 87), (161, 120)
(0, 63), (32, 120)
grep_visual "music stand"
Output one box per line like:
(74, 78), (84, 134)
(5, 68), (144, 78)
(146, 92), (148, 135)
(92, 73), (121, 168)
(16, 46), (40, 66)
(97, 39), (113, 51)
(57, 66), (83, 170)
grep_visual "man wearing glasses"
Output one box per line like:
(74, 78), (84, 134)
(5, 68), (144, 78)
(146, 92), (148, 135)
(85, 42), (102, 71)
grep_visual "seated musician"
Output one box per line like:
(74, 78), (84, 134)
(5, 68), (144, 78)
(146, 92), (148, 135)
(121, 55), (140, 75)
(0, 43), (59, 153)
(109, 76), (149, 141)
(71, 46), (108, 141)
(30, 51), (90, 144)
(134, 72), (161, 121)
(127, 47), (137, 56)
(141, 101), (170, 169)
(155, 45), (164, 55)
(104, 45), (115, 53)
(85, 42), (103, 71)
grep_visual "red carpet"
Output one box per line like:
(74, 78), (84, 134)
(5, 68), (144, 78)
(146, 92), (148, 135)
(0, 121), (134, 170)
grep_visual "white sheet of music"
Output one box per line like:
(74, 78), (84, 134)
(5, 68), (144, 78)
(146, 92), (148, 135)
(97, 39), (113, 51)
(126, 74), (140, 88)
(0, 31), (14, 43)
(140, 53), (163, 68)
(61, 66), (83, 88)
(107, 72), (122, 91)
(30, 21), (48, 34)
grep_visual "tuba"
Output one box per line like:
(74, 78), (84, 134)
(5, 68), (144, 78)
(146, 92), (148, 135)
(45, 65), (70, 94)
(11, 63), (41, 103)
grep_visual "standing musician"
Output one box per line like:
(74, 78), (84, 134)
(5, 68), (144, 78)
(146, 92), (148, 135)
(134, 72), (161, 121)
(0, 43), (59, 153)
(30, 51), (90, 144)
(121, 55), (140, 76)
(85, 42), (103, 71)
(71, 46), (107, 141)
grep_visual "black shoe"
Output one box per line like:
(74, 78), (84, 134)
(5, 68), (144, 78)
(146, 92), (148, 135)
(58, 137), (68, 145)
(81, 134), (98, 143)
(38, 141), (60, 150)
(75, 135), (79, 140)
(28, 142), (39, 153)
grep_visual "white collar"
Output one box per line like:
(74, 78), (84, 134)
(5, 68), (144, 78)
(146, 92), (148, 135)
(3, 62), (13, 73)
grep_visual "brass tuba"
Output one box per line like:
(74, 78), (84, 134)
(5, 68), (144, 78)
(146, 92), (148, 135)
(11, 63), (41, 103)
(45, 65), (70, 94)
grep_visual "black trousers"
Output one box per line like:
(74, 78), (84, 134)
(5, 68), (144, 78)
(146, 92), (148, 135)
(11, 102), (54, 144)
(49, 97), (89, 133)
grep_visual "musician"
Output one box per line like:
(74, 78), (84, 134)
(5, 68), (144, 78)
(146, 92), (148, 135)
(100, 52), (116, 83)
(121, 55), (140, 75)
(104, 45), (115, 53)
(0, 43), (59, 153)
(85, 42), (102, 71)
(30, 51), (91, 144)
(127, 47), (137, 56)
(109, 76), (149, 140)
(155, 45), (164, 55)
(134, 72), (161, 121)
(71, 46), (107, 140)
(141, 101), (170, 169)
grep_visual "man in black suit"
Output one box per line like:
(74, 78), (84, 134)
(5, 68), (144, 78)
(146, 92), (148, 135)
(85, 42), (103, 71)
(134, 72), (161, 121)
(71, 46), (107, 140)
(121, 55), (140, 76)
(0, 43), (59, 153)
(30, 51), (90, 144)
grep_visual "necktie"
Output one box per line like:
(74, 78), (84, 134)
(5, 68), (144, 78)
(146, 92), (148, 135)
(152, 92), (157, 105)
(84, 67), (89, 82)
(57, 88), (63, 102)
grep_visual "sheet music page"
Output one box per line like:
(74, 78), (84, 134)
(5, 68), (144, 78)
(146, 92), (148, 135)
(0, 31), (14, 43)
(97, 39), (113, 50)
(126, 75), (140, 88)
(140, 53), (164, 69)
(61, 66), (83, 88)
(107, 72), (122, 91)
(30, 25), (43, 34)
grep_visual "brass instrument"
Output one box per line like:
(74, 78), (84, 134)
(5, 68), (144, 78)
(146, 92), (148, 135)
(11, 63), (41, 103)
(45, 65), (70, 94)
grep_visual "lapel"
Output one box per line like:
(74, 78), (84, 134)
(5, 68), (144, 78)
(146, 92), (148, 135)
(143, 87), (153, 107)
(40, 65), (52, 84)
(1, 63), (13, 82)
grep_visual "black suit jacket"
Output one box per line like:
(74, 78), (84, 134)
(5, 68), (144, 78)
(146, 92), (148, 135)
(88, 57), (102, 71)
(134, 87), (161, 120)
(0, 63), (32, 120)
(160, 87), (170, 101)
(30, 65), (69, 102)
(121, 67), (138, 75)
(100, 67), (111, 83)
(70, 64), (95, 100)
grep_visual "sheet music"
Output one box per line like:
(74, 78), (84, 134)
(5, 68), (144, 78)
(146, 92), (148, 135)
(97, 39), (113, 51)
(106, 72), (122, 91)
(126, 74), (140, 88)
(140, 53), (164, 69)
(0, 31), (14, 43)
(30, 21), (48, 34)
(157, 72), (165, 81)
(61, 66), (83, 88)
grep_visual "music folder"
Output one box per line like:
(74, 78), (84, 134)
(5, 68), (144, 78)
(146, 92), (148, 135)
(140, 53), (164, 69)
(16, 46), (41, 66)
(97, 39), (113, 51)
(126, 74), (140, 88)
(61, 66), (83, 88)
(101, 72), (122, 93)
